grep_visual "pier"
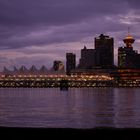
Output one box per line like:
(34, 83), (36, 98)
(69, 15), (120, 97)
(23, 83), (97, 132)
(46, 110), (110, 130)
(0, 74), (139, 88)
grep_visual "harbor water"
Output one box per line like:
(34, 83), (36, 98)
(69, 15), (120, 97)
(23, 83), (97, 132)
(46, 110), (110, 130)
(0, 88), (140, 128)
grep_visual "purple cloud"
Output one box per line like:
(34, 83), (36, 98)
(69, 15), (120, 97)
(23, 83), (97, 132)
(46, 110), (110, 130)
(0, 0), (139, 69)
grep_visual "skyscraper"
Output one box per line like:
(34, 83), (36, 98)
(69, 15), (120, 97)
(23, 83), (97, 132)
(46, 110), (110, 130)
(79, 46), (96, 69)
(95, 34), (114, 68)
(66, 53), (76, 75)
(118, 33), (140, 68)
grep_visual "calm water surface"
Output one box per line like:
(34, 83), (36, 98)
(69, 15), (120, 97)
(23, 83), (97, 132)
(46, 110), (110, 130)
(0, 88), (140, 128)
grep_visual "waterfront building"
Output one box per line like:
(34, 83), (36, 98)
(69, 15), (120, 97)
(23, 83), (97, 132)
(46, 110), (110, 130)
(2, 66), (12, 75)
(118, 33), (140, 68)
(66, 53), (76, 75)
(19, 65), (29, 75)
(13, 66), (18, 73)
(79, 46), (96, 69)
(39, 65), (48, 74)
(29, 65), (38, 75)
(95, 34), (114, 68)
(53, 60), (64, 71)
(78, 34), (114, 71)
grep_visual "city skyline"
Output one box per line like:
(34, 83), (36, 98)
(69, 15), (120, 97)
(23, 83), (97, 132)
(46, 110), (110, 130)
(0, 32), (137, 71)
(0, 0), (140, 70)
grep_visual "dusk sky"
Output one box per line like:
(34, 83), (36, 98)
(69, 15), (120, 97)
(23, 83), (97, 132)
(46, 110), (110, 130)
(0, 0), (140, 70)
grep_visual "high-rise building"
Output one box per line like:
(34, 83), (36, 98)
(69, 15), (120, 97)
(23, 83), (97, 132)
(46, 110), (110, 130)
(118, 33), (140, 68)
(95, 34), (114, 68)
(79, 46), (96, 69)
(66, 53), (76, 75)
(53, 60), (64, 71)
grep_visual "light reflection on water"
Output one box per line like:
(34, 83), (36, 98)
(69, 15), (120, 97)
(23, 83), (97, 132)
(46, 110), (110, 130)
(0, 88), (140, 128)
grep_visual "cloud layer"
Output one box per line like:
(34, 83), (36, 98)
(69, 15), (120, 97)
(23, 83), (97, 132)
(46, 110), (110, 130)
(0, 0), (140, 70)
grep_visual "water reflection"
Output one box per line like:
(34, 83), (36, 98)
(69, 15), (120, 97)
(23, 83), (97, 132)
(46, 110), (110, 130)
(93, 88), (115, 127)
(114, 88), (137, 128)
(0, 88), (140, 128)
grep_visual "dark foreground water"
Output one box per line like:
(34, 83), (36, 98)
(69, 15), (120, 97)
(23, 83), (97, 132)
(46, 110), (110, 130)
(0, 88), (140, 128)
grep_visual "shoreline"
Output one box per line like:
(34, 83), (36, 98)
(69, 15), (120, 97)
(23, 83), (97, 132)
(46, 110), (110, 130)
(0, 86), (140, 88)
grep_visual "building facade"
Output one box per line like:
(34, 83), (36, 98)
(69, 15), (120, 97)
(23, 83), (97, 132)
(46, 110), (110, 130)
(66, 53), (76, 75)
(118, 34), (140, 68)
(95, 34), (114, 68)
(78, 34), (114, 70)
(79, 46), (96, 69)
